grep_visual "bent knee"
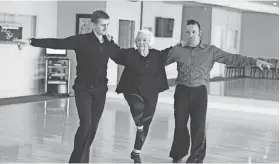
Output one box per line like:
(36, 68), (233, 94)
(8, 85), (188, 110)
(131, 102), (145, 112)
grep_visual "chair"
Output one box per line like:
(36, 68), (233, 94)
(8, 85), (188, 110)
(275, 60), (279, 79)
(250, 58), (265, 78)
(225, 65), (235, 77)
(236, 66), (246, 77)
(263, 59), (278, 79)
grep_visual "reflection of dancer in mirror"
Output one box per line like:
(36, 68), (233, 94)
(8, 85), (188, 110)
(165, 19), (272, 163)
(13, 10), (125, 163)
(111, 29), (177, 163)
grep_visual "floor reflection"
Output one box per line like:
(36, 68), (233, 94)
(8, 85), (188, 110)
(0, 97), (278, 163)
(209, 78), (278, 101)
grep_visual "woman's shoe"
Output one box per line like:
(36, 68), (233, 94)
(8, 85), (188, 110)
(130, 151), (142, 163)
(172, 158), (182, 163)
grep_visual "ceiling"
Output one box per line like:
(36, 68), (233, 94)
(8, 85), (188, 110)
(166, 1), (279, 7)
(251, 1), (278, 7)
(164, 1), (279, 14)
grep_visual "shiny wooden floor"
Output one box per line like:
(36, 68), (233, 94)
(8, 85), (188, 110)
(223, 78), (279, 101)
(209, 78), (279, 101)
(0, 97), (278, 163)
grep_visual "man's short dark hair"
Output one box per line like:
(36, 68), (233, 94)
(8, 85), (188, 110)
(91, 10), (110, 24)
(186, 19), (201, 31)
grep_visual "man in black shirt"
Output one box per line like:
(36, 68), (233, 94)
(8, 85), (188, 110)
(15, 10), (121, 163)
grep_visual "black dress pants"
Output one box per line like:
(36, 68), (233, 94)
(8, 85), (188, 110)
(169, 85), (208, 163)
(69, 84), (107, 163)
(124, 93), (158, 150)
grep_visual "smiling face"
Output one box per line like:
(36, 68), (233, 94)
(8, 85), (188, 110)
(135, 33), (151, 50)
(134, 30), (153, 57)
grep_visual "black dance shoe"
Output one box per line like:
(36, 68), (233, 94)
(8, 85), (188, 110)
(172, 158), (182, 163)
(130, 151), (142, 163)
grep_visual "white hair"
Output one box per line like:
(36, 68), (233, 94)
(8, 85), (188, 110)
(135, 29), (154, 46)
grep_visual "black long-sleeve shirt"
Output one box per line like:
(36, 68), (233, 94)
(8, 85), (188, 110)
(30, 32), (119, 88)
(114, 47), (172, 99)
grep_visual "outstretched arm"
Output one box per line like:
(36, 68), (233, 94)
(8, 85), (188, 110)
(164, 46), (180, 66)
(14, 35), (79, 50)
(108, 41), (127, 66)
(159, 46), (173, 64)
(161, 41), (186, 66)
(213, 46), (272, 71)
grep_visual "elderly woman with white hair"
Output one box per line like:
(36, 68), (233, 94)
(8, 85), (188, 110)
(110, 29), (176, 163)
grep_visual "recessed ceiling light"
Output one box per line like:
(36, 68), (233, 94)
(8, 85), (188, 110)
(273, 2), (277, 5)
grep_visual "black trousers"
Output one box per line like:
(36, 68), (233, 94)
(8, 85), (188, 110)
(69, 84), (107, 163)
(169, 85), (207, 162)
(124, 93), (158, 150)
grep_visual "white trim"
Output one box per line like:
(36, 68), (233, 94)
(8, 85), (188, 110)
(194, 0), (279, 15)
(1, 26), (19, 29)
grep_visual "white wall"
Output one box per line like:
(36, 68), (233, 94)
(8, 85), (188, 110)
(142, 1), (183, 79)
(57, 1), (106, 93)
(105, 1), (141, 85)
(0, 1), (58, 98)
(193, 0), (279, 15)
(240, 12), (279, 59)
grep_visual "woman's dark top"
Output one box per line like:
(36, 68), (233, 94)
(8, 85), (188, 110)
(112, 47), (172, 99)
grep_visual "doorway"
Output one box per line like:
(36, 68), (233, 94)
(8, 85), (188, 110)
(117, 20), (135, 83)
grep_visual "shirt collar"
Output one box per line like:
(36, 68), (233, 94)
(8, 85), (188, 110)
(182, 40), (205, 49)
(90, 31), (109, 43)
(198, 41), (206, 48)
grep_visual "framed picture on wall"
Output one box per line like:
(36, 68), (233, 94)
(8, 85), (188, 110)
(75, 14), (92, 34)
(0, 25), (23, 42)
(155, 17), (174, 38)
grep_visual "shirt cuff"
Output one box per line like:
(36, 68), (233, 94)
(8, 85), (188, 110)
(29, 38), (35, 45)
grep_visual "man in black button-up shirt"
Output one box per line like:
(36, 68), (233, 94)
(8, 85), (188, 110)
(15, 10), (122, 163)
